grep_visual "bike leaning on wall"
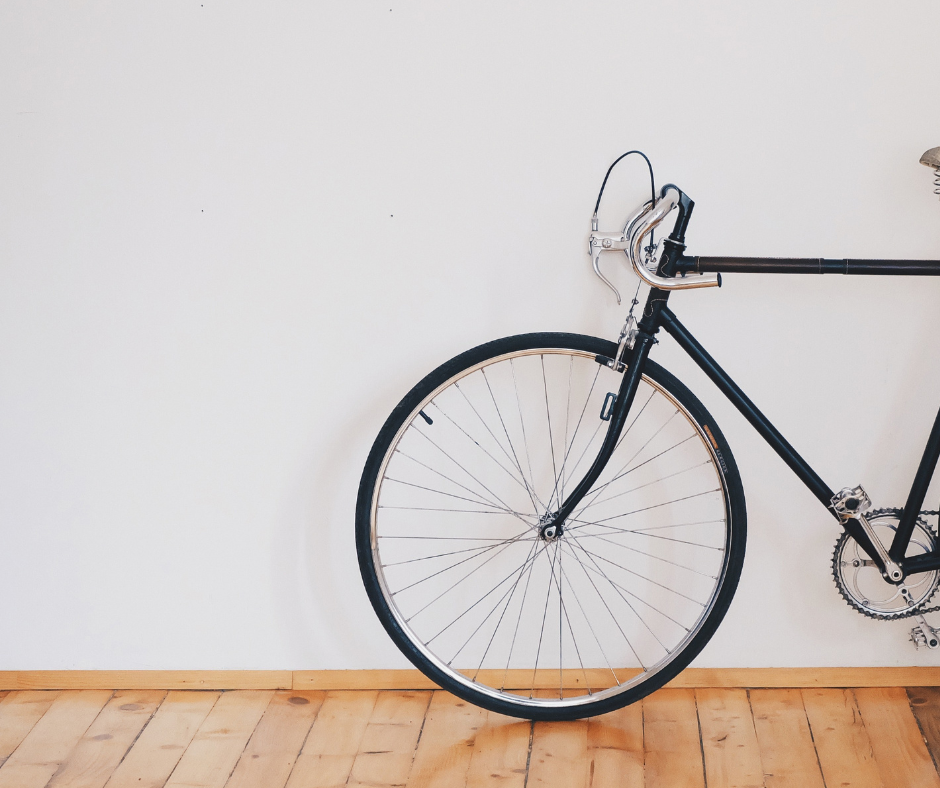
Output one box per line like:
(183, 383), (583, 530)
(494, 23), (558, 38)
(356, 148), (940, 721)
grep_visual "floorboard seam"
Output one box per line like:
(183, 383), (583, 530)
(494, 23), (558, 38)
(801, 690), (831, 788)
(522, 719), (535, 788)
(694, 691), (708, 788)
(104, 690), (166, 784)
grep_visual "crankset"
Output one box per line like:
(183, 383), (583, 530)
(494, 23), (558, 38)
(832, 508), (940, 622)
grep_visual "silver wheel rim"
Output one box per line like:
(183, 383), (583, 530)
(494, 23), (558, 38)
(370, 347), (734, 710)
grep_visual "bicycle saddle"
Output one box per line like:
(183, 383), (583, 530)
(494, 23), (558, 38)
(921, 147), (940, 168)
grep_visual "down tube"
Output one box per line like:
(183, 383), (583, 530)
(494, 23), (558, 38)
(657, 307), (884, 563)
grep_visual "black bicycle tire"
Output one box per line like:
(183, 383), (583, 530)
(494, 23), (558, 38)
(356, 332), (747, 720)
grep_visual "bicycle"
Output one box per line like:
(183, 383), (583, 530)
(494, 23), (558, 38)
(356, 147), (940, 721)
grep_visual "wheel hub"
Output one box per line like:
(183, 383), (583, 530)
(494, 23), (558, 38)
(539, 514), (563, 542)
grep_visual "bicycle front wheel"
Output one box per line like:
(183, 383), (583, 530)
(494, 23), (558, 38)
(356, 333), (746, 720)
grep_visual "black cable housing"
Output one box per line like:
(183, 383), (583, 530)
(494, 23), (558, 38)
(593, 150), (656, 218)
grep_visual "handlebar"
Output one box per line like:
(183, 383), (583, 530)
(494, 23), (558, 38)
(590, 186), (720, 299)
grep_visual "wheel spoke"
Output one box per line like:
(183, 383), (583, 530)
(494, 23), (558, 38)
(430, 540), (546, 650)
(559, 559), (619, 688)
(411, 426), (533, 527)
(379, 535), (529, 541)
(502, 530), (543, 691)
(557, 543), (564, 696)
(481, 367), (544, 513)
(558, 388), (656, 513)
(557, 538), (647, 668)
(396, 448), (523, 515)
(565, 529), (718, 578)
(472, 539), (543, 681)
(510, 358), (539, 512)
(564, 534), (680, 652)
(540, 356), (561, 511)
(569, 536), (705, 607)
(627, 518), (727, 533)
(570, 409), (682, 522)
(384, 476), (535, 519)
(547, 541), (592, 697)
(572, 488), (721, 527)
(444, 383), (547, 512)
(549, 362), (601, 513)
(382, 534), (532, 568)
(564, 518), (724, 550)
(560, 356), (573, 503)
(570, 541), (689, 636)
(578, 457), (709, 511)
(380, 505), (526, 515)
(394, 530), (531, 600)
(579, 432), (699, 514)
(530, 544), (558, 698)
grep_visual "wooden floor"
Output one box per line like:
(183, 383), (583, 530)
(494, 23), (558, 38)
(0, 687), (938, 787)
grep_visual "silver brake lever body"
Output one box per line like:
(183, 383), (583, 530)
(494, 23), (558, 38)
(588, 201), (654, 304)
(589, 234), (628, 304)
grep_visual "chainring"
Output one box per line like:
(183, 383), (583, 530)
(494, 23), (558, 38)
(832, 508), (940, 620)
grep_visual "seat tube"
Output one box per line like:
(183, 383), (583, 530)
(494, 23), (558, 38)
(891, 403), (940, 561)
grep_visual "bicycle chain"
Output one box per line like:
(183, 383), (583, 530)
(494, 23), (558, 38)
(832, 508), (940, 620)
(914, 509), (940, 617)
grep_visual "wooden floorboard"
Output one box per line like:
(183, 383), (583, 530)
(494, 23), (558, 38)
(856, 687), (940, 788)
(749, 688), (825, 788)
(346, 690), (430, 788)
(0, 689), (113, 788)
(284, 690), (378, 788)
(0, 686), (938, 786)
(46, 690), (165, 788)
(224, 691), (324, 788)
(696, 687), (765, 788)
(407, 692), (487, 788)
(464, 709), (530, 788)
(802, 688), (884, 788)
(527, 714), (590, 787)
(0, 690), (62, 767)
(103, 690), (220, 788)
(643, 688), (705, 788)
(909, 686), (940, 774)
(586, 701), (644, 788)
(163, 690), (273, 788)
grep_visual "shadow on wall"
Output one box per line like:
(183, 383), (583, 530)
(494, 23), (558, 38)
(268, 379), (409, 669)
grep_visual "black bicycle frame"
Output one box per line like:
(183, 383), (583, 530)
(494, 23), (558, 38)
(555, 189), (940, 581)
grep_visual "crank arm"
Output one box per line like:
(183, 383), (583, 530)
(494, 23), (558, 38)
(831, 486), (904, 582)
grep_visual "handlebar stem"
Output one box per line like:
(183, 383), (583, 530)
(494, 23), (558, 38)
(625, 187), (720, 291)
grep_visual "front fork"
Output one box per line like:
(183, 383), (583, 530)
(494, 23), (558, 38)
(548, 328), (658, 529)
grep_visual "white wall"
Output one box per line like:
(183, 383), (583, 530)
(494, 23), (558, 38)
(2, 1), (940, 670)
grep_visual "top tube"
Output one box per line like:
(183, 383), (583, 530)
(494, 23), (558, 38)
(675, 257), (940, 276)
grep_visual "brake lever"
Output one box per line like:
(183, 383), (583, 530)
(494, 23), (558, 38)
(589, 233), (628, 304)
(589, 200), (657, 304)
